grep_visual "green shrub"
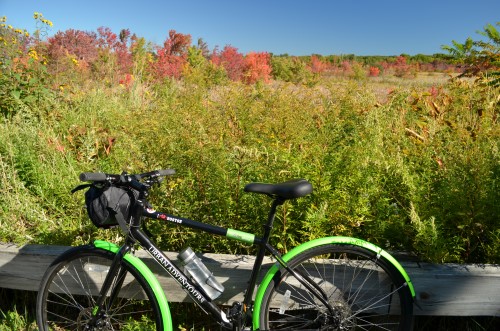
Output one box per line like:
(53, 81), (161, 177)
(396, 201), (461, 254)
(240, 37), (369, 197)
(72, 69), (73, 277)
(270, 56), (315, 85)
(1, 65), (498, 263)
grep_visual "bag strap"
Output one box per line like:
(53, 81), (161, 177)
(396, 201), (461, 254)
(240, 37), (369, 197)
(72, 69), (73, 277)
(114, 208), (130, 234)
(71, 184), (92, 194)
(109, 187), (135, 235)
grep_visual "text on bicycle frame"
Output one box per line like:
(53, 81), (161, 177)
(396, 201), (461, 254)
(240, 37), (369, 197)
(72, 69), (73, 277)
(148, 246), (206, 303)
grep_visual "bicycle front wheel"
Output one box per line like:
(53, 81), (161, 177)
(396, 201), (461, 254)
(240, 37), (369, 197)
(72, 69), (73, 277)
(259, 244), (413, 330)
(36, 245), (164, 330)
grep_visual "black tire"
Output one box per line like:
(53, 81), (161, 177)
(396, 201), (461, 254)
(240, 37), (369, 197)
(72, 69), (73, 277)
(36, 245), (164, 330)
(259, 244), (413, 330)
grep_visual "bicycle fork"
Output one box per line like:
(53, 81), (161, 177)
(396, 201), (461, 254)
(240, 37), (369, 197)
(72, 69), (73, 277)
(84, 242), (133, 329)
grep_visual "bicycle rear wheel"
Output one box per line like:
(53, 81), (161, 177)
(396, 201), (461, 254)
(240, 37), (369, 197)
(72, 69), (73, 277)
(259, 244), (413, 330)
(36, 245), (164, 330)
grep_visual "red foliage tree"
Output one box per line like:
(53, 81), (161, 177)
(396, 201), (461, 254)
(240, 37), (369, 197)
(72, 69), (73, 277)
(309, 55), (327, 74)
(162, 30), (191, 56)
(96, 27), (133, 75)
(154, 49), (186, 79)
(243, 52), (272, 84)
(152, 30), (191, 80)
(47, 29), (98, 73)
(368, 66), (380, 77)
(96, 27), (118, 49)
(116, 29), (133, 74)
(341, 60), (353, 76)
(211, 45), (245, 81)
(393, 55), (411, 77)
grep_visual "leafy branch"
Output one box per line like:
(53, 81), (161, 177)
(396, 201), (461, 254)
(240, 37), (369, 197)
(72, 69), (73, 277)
(442, 22), (500, 86)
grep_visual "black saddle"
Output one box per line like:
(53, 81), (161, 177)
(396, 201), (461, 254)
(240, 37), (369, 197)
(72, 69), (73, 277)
(244, 179), (312, 200)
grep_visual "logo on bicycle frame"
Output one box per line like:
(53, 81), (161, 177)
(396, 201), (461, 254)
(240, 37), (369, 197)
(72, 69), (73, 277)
(148, 246), (205, 303)
(157, 213), (183, 224)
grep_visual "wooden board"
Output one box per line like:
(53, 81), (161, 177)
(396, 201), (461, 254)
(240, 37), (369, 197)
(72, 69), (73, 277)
(0, 243), (498, 316)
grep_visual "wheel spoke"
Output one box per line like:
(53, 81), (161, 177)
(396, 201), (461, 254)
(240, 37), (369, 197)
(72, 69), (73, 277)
(37, 247), (161, 330)
(261, 244), (413, 330)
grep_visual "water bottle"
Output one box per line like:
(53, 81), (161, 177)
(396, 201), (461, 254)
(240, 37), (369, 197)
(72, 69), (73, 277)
(178, 247), (224, 300)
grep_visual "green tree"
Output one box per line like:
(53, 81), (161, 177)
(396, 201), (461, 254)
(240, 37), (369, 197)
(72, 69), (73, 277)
(184, 46), (227, 86)
(442, 22), (500, 86)
(270, 56), (313, 84)
(131, 36), (154, 81)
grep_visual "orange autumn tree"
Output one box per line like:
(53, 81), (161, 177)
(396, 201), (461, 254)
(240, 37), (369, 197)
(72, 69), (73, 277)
(309, 55), (328, 74)
(244, 52), (272, 84)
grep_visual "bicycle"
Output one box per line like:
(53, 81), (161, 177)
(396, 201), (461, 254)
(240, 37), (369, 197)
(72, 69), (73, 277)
(36, 169), (415, 330)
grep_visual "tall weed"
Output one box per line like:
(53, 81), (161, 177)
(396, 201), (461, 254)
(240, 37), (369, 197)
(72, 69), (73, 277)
(0, 75), (498, 263)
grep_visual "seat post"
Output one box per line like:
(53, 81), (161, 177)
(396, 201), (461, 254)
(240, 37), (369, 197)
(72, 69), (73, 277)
(262, 198), (284, 242)
(241, 198), (284, 313)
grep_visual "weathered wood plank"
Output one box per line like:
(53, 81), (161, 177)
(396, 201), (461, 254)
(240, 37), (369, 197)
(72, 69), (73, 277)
(0, 243), (272, 304)
(0, 243), (499, 316)
(403, 262), (500, 316)
(0, 243), (69, 291)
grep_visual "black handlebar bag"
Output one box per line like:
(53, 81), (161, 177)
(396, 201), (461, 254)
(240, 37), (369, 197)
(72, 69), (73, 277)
(84, 185), (138, 233)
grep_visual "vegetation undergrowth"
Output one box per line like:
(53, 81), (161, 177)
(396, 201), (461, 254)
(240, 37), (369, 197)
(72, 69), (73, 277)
(1, 77), (497, 263)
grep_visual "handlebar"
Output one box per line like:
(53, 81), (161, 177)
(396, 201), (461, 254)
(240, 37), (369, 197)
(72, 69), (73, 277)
(80, 169), (175, 182)
(79, 169), (176, 191)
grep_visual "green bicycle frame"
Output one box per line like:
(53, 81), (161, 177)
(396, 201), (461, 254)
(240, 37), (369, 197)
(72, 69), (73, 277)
(93, 235), (414, 331)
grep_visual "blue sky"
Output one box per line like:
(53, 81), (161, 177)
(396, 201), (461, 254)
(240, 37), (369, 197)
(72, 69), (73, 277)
(1, 0), (499, 56)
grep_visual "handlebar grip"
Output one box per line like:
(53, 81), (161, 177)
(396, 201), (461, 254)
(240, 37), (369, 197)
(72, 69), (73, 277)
(157, 169), (176, 176)
(79, 172), (107, 182)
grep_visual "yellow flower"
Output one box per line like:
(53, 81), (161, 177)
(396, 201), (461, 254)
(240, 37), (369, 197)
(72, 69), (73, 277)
(28, 49), (39, 61)
(40, 18), (53, 27)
